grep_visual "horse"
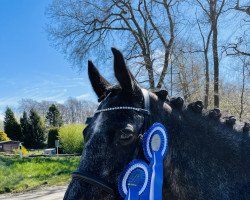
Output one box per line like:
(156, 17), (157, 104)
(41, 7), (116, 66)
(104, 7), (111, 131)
(64, 48), (250, 200)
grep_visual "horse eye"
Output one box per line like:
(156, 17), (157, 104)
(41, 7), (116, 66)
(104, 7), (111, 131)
(120, 132), (133, 140)
(119, 130), (134, 145)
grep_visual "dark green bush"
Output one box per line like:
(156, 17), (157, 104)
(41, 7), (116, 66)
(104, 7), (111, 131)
(47, 128), (59, 148)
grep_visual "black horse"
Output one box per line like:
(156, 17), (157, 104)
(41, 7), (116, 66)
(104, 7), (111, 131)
(64, 48), (250, 200)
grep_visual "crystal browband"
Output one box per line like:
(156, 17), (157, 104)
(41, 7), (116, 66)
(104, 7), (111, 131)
(94, 106), (150, 115)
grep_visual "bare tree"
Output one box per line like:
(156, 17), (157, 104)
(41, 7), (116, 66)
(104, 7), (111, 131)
(170, 43), (204, 102)
(196, 0), (226, 108)
(239, 57), (248, 120)
(223, 46), (250, 121)
(195, 13), (213, 108)
(18, 98), (97, 124)
(220, 81), (250, 122)
(221, 0), (250, 58)
(234, 0), (250, 16)
(18, 99), (44, 115)
(47, 0), (178, 89)
(224, 36), (250, 57)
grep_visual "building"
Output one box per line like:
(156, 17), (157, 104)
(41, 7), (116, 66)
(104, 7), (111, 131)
(0, 141), (21, 152)
(44, 148), (56, 155)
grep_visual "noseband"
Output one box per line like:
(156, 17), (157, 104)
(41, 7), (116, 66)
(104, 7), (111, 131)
(72, 88), (151, 195)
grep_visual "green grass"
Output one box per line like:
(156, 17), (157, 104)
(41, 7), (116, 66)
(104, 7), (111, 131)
(0, 156), (80, 194)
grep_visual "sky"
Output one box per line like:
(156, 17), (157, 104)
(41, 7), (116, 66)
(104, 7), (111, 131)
(0, 0), (97, 119)
(0, 0), (248, 121)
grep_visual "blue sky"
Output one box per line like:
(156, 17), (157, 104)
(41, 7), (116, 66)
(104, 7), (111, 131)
(0, 0), (97, 119)
(0, 0), (248, 121)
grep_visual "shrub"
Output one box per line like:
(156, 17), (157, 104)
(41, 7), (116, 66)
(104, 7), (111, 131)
(0, 131), (10, 141)
(47, 128), (59, 148)
(59, 124), (85, 154)
(13, 145), (28, 156)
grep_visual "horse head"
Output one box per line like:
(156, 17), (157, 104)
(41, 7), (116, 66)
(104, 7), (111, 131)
(63, 48), (173, 200)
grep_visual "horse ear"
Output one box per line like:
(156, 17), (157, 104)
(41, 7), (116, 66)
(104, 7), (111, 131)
(111, 48), (139, 94)
(88, 60), (111, 99)
(154, 90), (168, 101)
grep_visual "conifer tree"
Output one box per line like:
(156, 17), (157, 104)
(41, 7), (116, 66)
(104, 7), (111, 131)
(20, 111), (31, 147)
(4, 107), (21, 141)
(29, 109), (45, 148)
(46, 104), (63, 127)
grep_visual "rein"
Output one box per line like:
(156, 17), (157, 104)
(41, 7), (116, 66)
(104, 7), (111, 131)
(71, 88), (151, 195)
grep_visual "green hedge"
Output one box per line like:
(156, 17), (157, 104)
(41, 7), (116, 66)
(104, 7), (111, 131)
(59, 124), (85, 154)
(47, 128), (59, 148)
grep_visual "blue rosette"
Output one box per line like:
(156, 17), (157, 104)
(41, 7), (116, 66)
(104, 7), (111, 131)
(142, 122), (168, 200)
(118, 160), (150, 200)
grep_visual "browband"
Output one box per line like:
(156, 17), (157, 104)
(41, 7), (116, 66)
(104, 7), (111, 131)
(94, 107), (150, 115)
(94, 88), (150, 116)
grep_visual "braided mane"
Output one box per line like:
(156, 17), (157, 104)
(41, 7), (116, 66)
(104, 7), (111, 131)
(168, 97), (250, 134)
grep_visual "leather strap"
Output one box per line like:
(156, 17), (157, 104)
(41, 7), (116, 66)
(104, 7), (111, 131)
(132, 88), (150, 159)
(72, 170), (115, 194)
(141, 88), (150, 112)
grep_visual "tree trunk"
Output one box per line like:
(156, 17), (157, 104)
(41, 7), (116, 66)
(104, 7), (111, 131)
(156, 50), (170, 89)
(212, 24), (219, 108)
(178, 64), (190, 101)
(239, 61), (246, 121)
(210, 0), (220, 108)
(143, 54), (155, 89)
(204, 50), (210, 109)
(156, 0), (175, 89)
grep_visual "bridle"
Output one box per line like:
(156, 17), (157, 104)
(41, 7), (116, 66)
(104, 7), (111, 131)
(72, 88), (151, 195)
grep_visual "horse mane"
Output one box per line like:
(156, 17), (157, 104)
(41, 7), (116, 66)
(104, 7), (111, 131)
(168, 97), (250, 135)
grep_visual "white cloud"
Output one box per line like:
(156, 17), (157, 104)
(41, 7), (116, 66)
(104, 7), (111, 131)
(76, 93), (90, 100)
(0, 97), (19, 107)
(0, 113), (4, 121)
